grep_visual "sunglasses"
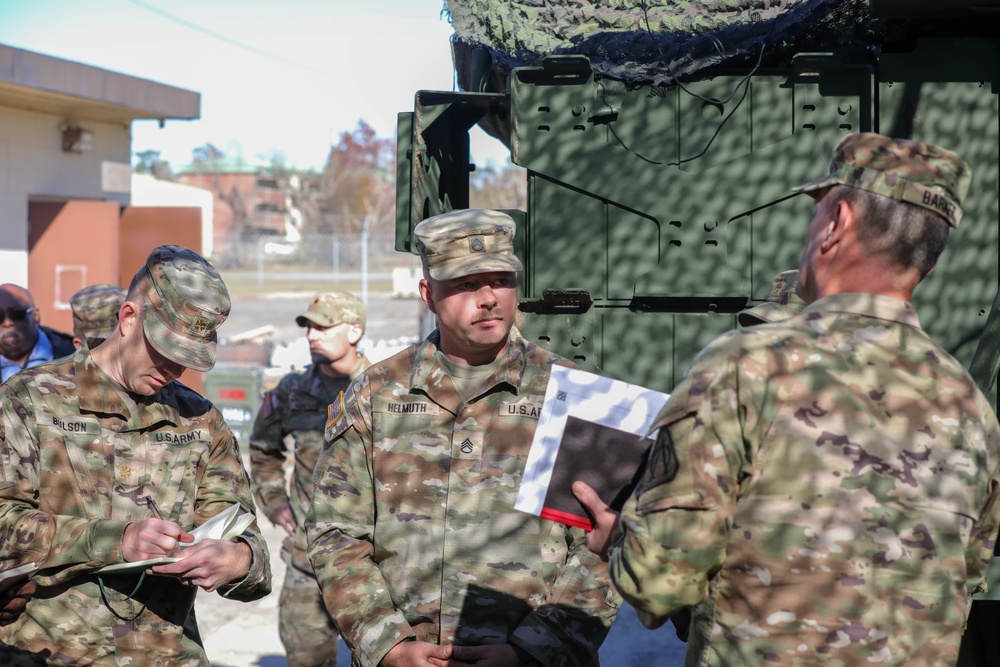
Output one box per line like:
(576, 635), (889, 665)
(0, 307), (34, 322)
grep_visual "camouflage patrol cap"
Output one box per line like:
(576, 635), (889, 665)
(70, 284), (126, 340)
(792, 132), (972, 227)
(134, 245), (231, 372)
(414, 208), (523, 280)
(295, 291), (366, 332)
(738, 270), (808, 327)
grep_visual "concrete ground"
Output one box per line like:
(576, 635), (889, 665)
(194, 504), (317, 667)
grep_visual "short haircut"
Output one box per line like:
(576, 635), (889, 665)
(126, 268), (148, 304)
(834, 185), (950, 277)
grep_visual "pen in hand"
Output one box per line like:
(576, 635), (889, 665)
(143, 496), (181, 558)
(145, 496), (164, 520)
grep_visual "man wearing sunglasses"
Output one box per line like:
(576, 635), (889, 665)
(0, 284), (75, 383)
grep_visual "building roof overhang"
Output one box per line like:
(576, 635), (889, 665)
(0, 43), (199, 126)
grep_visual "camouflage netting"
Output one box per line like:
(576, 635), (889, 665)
(443, 0), (892, 144)
(445, 0), (876, 88)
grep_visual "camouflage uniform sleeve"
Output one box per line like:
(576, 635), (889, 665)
(306, 380), (415, 667)
(511, 524), (621, 665)
(0, 382), (131, 578)
(965, 400), (1000, 597)
(199, 407), (272, 601)
(609, 345), (745, 628)
(248, 378), (292, 524)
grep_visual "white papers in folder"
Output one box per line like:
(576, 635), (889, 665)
(0, 562), (38, 587)
(515, 366), (670, 528)
(183, 502), (255, 543)
(95, 503), (255, 573)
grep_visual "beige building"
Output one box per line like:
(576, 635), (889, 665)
(0, 43), (201, 334)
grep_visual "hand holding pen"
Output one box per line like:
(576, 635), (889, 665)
(120, 496), (194, 563)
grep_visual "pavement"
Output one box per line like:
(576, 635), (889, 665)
(194, 496), (331, 667)
(197, 289), (396, 667)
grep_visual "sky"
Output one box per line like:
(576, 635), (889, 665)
(0, 0), (511, 171)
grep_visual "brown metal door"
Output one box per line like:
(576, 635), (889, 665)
(28, 199), (121, 336)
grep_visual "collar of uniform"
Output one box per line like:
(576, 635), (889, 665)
(303, 364), (331, 398)
(410, 327), (528, 396)
(75, 341), (181, 428)
(306, 354), (370, 397)
(349, 353), (371, 380)
(801, 292), (922, 329)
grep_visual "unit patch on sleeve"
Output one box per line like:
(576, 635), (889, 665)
(324, 391), (356, 443)
(261, 391), (277, 420)
(326, 391), (345, 429)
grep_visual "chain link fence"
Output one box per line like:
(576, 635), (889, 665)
(212, 231), (420, 294)
(205, 231), (425, 430)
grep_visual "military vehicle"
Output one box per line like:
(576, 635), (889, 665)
(394, 2), (1000, 658)
(395, 0), (999, 405)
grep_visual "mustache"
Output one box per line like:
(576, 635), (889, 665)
(472, 307), (504, 324)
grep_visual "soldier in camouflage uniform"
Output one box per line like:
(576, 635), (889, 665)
(0, 245), (272, 665)
(307, 209), (620, 667)
(736, 269), (807, 327)
(576, 133), (1000, 666)
(250, 291), (370, 667)
(69, 284), (127, 349)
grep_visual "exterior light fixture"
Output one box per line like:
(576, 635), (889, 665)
(59, 121), (94, 153)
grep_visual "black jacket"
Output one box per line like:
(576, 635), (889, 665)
(41, 325), (76, 361)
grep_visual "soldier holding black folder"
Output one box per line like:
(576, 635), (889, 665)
(307, 209), (620, 667)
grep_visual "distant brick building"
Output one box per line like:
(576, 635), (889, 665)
(177, 161), (287, 255)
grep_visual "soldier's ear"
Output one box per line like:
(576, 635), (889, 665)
(117, 301), (141, 334)
(821, 199), (855, 253)
(347, 325), (363, 345)
(419, 279), (437, 315)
